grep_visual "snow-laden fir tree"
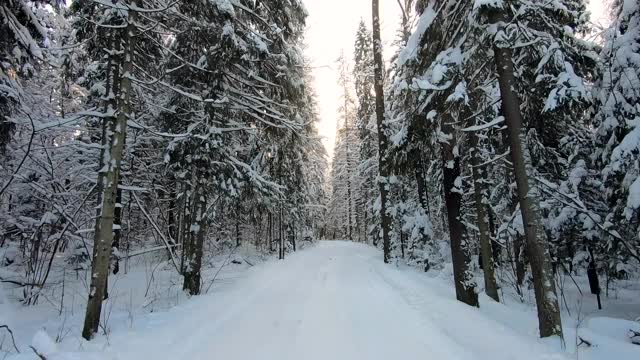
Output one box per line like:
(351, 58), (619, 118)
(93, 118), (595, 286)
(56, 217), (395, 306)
(592, 0), (640, 267)
(327, 52), (360, 240)
(0, 0), (64, 151)
(353, 20), (378, 244)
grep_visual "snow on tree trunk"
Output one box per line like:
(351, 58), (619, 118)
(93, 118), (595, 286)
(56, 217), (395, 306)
(441, 112), (478, 307)
(487, 7), (563, 340)
(470, 137), (499, 302)
(372, 0), (393, 263)
(183, 184), (206, 296)
(82, 10), (134, 339)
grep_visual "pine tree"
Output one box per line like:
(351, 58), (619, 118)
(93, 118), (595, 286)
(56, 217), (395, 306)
(593, 0), (640, 265)
(389, 0), (480, 306)
(353, 20), (378, 244)
(73, 0), (142, 339)
(0, 0), (63, 150)
(328, 53), (360, 240)
(479, 2), (564, 339)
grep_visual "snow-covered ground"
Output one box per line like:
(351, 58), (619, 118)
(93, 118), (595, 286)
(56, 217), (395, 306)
(3, 241), (640, 359)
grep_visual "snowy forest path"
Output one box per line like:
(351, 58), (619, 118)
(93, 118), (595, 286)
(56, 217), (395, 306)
(106, 241), (564, 360)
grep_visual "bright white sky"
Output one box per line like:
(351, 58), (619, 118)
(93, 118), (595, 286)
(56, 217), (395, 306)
(303, 0), (609, 160)
(303, 0), (400, 160)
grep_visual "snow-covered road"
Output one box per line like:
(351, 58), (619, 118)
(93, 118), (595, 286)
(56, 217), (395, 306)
(100, 241), (564, 360)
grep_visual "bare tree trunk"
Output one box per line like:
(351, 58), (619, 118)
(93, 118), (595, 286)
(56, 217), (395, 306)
(178, 185), (188, 273)
(346, 169), (353, 241)
(112, 188), (123, 277)
(279, 204), (284, 260)
(235, 207), (241, 248)
(399, 187), (407, 259)
(470, 143), (499, 302)
(291, 221), (297, 252)
(344, 110), (354, 242)
(487, 7), (562, 339)
(168, 186), (177, 244)
(268, 213), (273, 252)
(441, 116), (478, 307)
(183, 184), (206, 295)
(103, 187), (123, 300)
(414, 153), (431, 216)
(82, 12), (134, 339)
(514, 235), (526, 286)
(372, 0), (393, 263)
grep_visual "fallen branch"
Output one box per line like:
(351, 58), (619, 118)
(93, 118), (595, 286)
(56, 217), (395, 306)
(29, 345), (46, 359)
(205, 248), (238, 294)
(0, 277), (38, 287)
(119, 243), (181, 260)
(577, 336), (592, 347)
(558, 263), (583, 296)
(132, 191), (181, 273)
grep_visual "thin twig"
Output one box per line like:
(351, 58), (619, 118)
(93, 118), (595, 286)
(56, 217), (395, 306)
(132, 192), (181, 273)
(0, 111), (36, 198)
(29, 346), (46, 359)
(0, 325), (20, 353)
(205, 247), (238, 294)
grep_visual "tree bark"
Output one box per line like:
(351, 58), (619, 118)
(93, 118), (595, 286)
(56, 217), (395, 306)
(470, 142), (499, 302)
(183, 184), (206, 295)
(487, 7), (563, 339)
(344, 106), (354, 242)
(372, 0), (393, 263)
(414, 153), (430, 215)
(268, 213), (273, 252)
(82, 11), (134, 339)
(112, 188), (123, 277)
(178, 185), (188, 273)
(291, 221), (297, 252)
(514, 235), (526, 286)
(235, 207), (241, 248)
(168, 187), (177, 244)
(441, 116), (478, 307)
(279, 204), (284, 260)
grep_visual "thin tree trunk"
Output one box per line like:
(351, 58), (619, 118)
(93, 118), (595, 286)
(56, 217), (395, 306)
(414, 153), (430, 215)
(112, 188), (123, 277)
(178, 185), (188, 273)
(168, 188), (177, 244)
(362, 203), (368, 244)
(278, 206), (282, 259)
(413, 151), (432, 269)
(268, 213), (273, 252)
(514, 235), (526, 286)
(235, 207), (241, 248)
(487, 7), (562, 339)
(183, 184), (206, 295)
(470, 141), (499, 302)
(372, 0), (393, 263)
(82, 12), (134, 339)
(344, 107), (353, 242)
(292, 221), (297, 252)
